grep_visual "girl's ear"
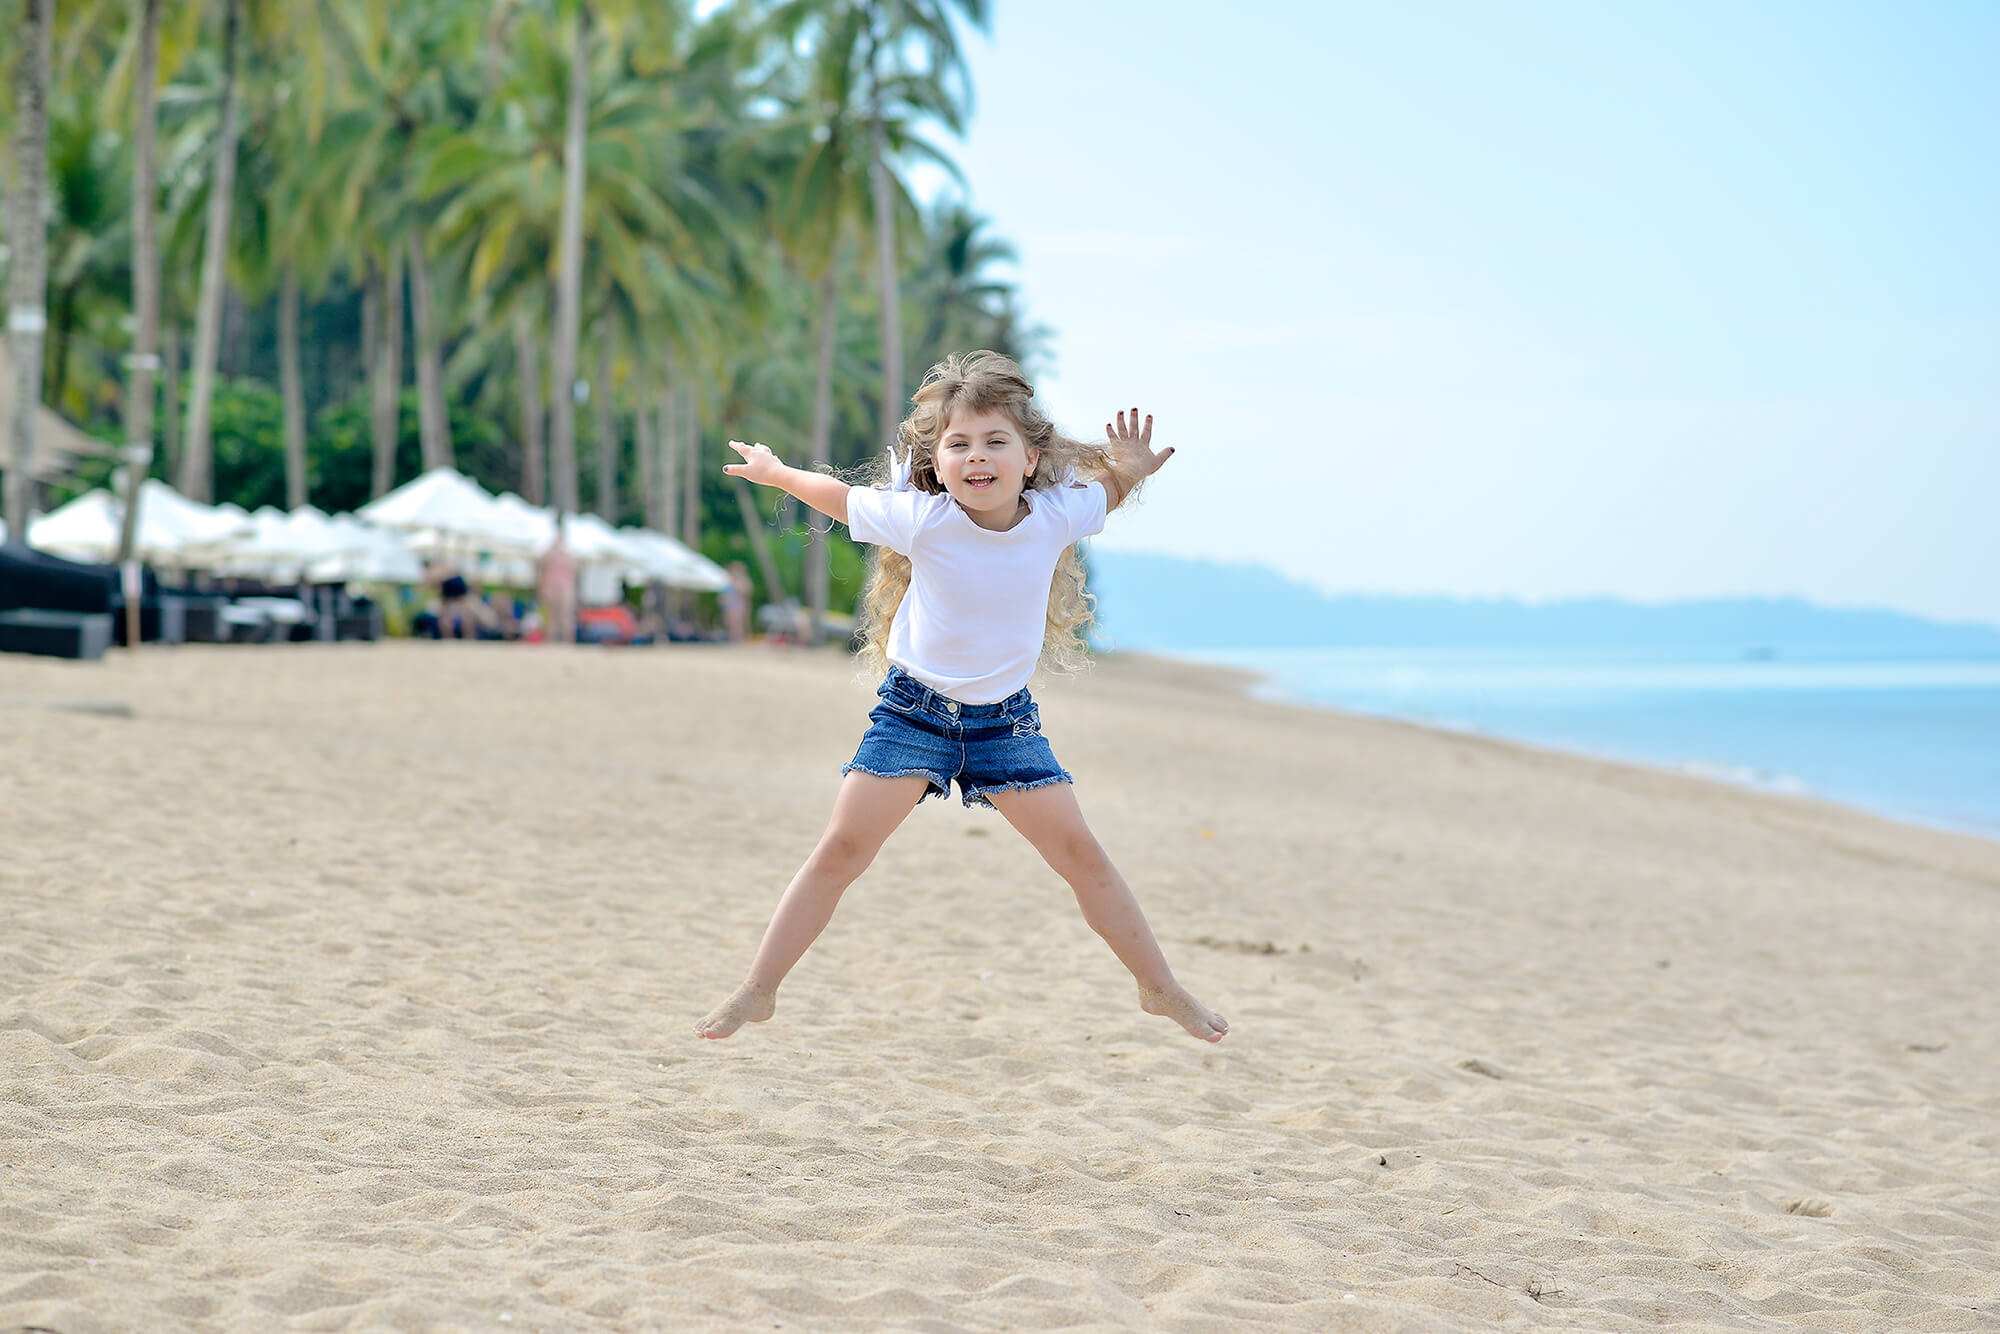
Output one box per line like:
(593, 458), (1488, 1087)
(1026, 445), (1040, 478)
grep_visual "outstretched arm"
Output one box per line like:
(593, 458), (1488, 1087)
(723, 440), (848, 525)
(1099, 408), (1174, 513)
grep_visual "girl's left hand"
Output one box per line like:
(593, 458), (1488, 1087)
(1107, 408), (1175, 476)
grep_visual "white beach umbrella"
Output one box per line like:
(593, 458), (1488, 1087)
(146, 482), (253, 555)
(561, 512), (646, 567)
(303, 516), (425, 584)
(357, 468), (542, 555)
(211, 505), (350, 580)
(467, 495), (557, 585)
(489, 493), (558, 548)
(209, 505), (292, 574)
(26, 490), (138, 562)
(615, 527), (731, 592)
(288, 504), (338, 540)
(26, 479), (245, 565)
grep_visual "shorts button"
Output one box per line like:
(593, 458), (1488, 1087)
(945, 701), (958, 713)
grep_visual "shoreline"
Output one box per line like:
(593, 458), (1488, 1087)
(1106, 645), (2000, 853)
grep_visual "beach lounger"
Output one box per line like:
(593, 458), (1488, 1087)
(336, 602), (384, 641)
(0, 541), (118, 616)
(179, 594), (230, 642)
(0, 607), (114, 660)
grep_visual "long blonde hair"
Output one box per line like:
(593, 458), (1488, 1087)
(852, 350), (1124, 682)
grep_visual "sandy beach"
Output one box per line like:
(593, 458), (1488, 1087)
(3, 641), (1996, 1332)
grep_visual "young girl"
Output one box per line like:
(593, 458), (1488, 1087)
(695, 351), (1228, 1043)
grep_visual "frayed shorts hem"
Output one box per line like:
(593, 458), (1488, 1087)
(839, 760), (952, 805)
(840, 760), (1073, 811)
(960, 770), (1075, 810)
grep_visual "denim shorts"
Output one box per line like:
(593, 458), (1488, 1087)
(841, 665), (1074, 810)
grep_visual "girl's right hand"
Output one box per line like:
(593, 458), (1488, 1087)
(723, 440), (785, 485)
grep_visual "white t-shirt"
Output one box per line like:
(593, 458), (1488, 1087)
(846, 480), (1109, 703)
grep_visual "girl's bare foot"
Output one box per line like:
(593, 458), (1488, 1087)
(1138, 984), (1229, 1042)
(693, 984), (776, 1039)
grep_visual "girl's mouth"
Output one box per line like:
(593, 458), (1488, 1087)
(966, 475), (995, 491)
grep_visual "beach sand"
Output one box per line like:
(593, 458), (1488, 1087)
(3, 641), (1997, 1332)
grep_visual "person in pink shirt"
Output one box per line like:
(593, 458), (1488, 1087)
(536, 518), (577, 644)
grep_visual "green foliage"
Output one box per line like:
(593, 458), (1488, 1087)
(209, 379), (289, 511)
(308, 388), (506, 515)
(29, 0), (1048, 628)
(307, 393), (423, 516)
(698, 503), (868, 616)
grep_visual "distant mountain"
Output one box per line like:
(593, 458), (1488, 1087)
(1084, 550), (2000, 655)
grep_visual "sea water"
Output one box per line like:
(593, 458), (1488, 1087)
(1161, 645), (2000, 840)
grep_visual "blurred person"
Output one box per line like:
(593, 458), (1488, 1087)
(722, 561), (752, 643)
(536, 518), (578, 644)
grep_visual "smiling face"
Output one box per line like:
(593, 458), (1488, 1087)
(935, 404), (1040, 522)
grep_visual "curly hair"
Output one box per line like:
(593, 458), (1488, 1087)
(850, 350), (1137, 683)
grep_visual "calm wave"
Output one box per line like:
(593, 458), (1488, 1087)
(1161, 646), (2000, 840)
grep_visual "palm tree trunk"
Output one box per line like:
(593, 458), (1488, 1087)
(49, 281), (78, 410)
(407, 230), (452, 471)
(733, 478), (785, 615)
(221, 282), (241, 380)
(678, 381), (699, 553)
(177, 0), (243, 502)
(547, 4), (590, 516)
(513, 313), (544, 504)
(869, 75), (902, 455)
(805, 267), (838, 640)
(369, 249), (404, 497)
(593, 326), (615, 518)
(655, 348), (677, 538)
(161, 322), (181, 481)
(360, 271), (377, 405)
(634, 375), (654, 531)
(4, 0), (52, 539)
(115, 0), (162, 631)
(278, 264), (307, 507)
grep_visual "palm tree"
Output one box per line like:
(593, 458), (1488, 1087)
(859, 0), (985, 453)
(368, 251), (403, 496)
(116, 0), (164, 598)
(299, 0), (475, 494)
(5, 0), (53, 539)
(751, 2), (965, 635)
(591, 319), (617, 517)
(161, 0), (340, 500)
(513, 312), (546, 503)
(215, 59), (325, 508)
(907, 199), (1043, 367)
(42, 94), (133, 422)
(755, 5), (875, 636)
(424, 2), (718, 515)
(547, 2), (590, 516)
(174, 0), (242, 501)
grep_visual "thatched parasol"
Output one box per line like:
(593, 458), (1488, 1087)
(0, 338), (113, 481)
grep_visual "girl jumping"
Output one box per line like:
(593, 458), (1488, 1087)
(695, 350), (1228, 1043)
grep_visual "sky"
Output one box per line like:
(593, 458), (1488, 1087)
(904, 1), (1999, 627)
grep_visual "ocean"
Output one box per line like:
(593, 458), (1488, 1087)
(1158, 645), (2000, 841)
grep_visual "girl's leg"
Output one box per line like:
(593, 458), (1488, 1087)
(985, 782), (1228, 1042)
(694, 770), (933, 1038)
